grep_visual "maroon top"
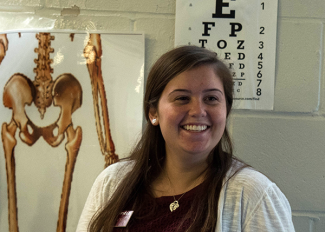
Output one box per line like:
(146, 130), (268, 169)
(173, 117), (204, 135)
(113, 184), (202, 232)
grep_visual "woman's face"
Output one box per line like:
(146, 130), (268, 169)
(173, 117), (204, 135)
(150, 65), (227, 162)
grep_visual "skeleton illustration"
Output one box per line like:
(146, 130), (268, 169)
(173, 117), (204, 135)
(1, 33), (83, 232)
(1, 32), (118, 232)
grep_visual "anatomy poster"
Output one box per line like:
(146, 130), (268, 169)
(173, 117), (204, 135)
(175, 0), (278, 110)
(0, 31), (144, 231)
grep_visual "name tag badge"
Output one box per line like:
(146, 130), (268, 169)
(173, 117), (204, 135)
(114, 211), (134, 227)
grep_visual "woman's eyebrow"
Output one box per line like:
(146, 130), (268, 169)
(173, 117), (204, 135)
(203, 88), (224, 95)
(168, 89), (191, 96)
(168, 88), (224, 96)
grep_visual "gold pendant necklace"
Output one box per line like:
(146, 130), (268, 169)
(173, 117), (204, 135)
(169, 192), (186, 212)
(165, 169), (204, 212)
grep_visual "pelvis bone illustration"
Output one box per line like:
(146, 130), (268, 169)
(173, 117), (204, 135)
(1, 33), (83, 232)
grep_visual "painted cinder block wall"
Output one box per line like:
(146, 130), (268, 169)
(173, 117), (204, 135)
(0, 0), (324, 231)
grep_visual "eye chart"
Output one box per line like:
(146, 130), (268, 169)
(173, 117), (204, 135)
(175, 0), (278, 110)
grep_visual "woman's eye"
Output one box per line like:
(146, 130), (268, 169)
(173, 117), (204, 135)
(176, 96), (189, 101)
(205, 96), (218, 101)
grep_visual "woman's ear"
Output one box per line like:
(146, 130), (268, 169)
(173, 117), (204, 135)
(148, 107), (159, 125)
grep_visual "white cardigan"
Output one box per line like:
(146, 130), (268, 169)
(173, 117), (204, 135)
(76, 161), (295, 232)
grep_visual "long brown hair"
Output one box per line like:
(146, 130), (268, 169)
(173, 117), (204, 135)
(89, 46), (241, 231)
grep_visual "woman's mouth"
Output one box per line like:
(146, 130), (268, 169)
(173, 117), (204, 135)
(181, 125), (209, 132)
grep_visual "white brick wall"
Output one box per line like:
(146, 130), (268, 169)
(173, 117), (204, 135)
(230, 0), (325, 231)
(0, 0), (324, 231)
(275, 20), (322, 112)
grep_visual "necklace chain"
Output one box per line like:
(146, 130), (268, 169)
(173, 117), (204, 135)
(169, 192), (186, 212)
(165, 169), (204, 212)
(167, 177), (202, 212)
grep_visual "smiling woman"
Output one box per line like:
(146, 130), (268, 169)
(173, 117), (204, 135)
(149, 65), (227, 166)
(76, 46), (295, 232)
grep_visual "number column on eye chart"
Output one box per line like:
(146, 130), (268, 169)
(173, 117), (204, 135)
(256, 1), (265, 97)
(255, 0), (277, 107)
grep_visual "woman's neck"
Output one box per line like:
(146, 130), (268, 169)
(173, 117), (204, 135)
(152, 151), (208, 197)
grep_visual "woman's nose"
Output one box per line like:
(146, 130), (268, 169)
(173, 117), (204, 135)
(188, 99), (207, 117)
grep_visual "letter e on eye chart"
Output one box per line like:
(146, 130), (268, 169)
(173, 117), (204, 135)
(175, 0), (278, 110)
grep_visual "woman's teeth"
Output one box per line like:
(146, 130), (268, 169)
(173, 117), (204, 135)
(182, 125), (208, 131)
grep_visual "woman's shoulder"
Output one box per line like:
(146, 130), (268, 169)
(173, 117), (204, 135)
(224, 159), (274, 195)
(223, 160), (288, 213)
(76, 160), (135, 231)
(92, 160), (134, 192)
(220, 164), (294, 231)
(227, 166), (274, 195)
(100, 159), (134, 176)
